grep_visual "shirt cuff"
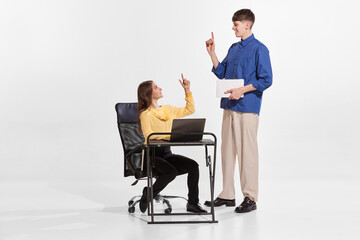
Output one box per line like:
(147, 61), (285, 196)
(250, 81), (259, 91)
(212, 64), (224, 77)
(249, 79), (263, 92)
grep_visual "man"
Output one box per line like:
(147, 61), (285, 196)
(204, 9), (272, 213)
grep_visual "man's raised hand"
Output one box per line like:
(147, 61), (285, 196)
(206, 32), (215, 55)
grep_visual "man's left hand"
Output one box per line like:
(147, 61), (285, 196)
(225, 87), (245, 100)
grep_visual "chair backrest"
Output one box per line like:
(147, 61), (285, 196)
(115, 103), (145, 177)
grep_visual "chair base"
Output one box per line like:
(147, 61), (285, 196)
(128, 194), (185, 214)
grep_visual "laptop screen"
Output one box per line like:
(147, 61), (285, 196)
(169, 118), (206, 142)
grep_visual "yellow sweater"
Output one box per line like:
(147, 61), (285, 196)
(140, 92), (195, 144)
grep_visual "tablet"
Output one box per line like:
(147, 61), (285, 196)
(216, 79), (244, 98)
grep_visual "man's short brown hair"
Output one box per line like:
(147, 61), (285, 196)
(232, 9), (255, 29)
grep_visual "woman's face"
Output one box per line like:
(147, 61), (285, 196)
(152, 82), (163, 100)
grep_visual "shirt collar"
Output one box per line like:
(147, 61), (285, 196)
(240, 34), (255, 47)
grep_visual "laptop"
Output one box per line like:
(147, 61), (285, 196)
(168, 118), (206, 142)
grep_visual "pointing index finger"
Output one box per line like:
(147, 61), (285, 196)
(211, 32), (214, 40)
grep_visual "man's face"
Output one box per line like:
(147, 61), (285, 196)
(152, 82), (163, 100)
(232, 21), (249, 38)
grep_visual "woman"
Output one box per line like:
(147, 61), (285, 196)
(137, 74), (206, 213)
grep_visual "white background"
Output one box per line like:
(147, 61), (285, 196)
(1, 1), (360, 239)
(1, 0), (360, 196)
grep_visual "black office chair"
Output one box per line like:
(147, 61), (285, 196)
(115, 102), (185, 214)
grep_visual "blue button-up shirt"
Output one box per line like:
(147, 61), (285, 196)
(212, 34), (272, 115)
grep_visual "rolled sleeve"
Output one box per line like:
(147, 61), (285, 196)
(212, 62), (226, 79)
(251, 46), (273, 92)
(212, 52), (230, 79)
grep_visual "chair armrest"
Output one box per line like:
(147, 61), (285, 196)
(125, 144), (145, 178)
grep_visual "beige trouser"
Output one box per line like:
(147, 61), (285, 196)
(218, 109), (259, 202)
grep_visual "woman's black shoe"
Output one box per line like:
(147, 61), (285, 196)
(204, 197), (236, 207)
(234, 197), (257, 213)
(186, 203), (207, 213)
(139, 187), (148, 213)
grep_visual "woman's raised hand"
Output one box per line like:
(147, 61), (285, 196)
(178, 73), (191, 93)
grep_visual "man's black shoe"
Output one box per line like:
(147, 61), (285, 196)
(234, 197), (257, 213)
(139, 187), (148, 213)
(204, 197), (235, 207)
(186, 203), (207, 213)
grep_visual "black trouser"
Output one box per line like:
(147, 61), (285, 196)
(149, 147), (200, 205)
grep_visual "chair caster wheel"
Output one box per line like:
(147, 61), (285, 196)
(128, 200), (134, 206)
(128, 206), (135, 213)
(164, 208), (172, 214)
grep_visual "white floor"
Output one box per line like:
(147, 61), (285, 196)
(1, 178), (360, 240)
